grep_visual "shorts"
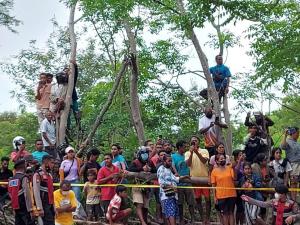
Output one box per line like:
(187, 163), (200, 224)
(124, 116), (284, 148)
(132, 187), (150, 208)
(217, 197), (236, 214)
(161, 198), (179, 218)
(178, 188), (196, 206)
(86, 203), (103, 217)
(194, 186), (210, 198)
(290, 163), (300, 177)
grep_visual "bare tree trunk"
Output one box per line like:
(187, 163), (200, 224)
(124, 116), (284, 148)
(58, 1), (77, 145)
(176, 0), (222, 138)
(223, 95), (232, 154)
(124, 20), (146, 145)
(77, 58), (129, 157)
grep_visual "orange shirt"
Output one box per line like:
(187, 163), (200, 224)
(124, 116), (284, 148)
(211, 165), (236, 200)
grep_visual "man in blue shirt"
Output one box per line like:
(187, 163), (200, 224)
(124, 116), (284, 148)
(200, 54), (231, 102)
(172, 140), (195, 225)
(32, 139), (49, 164)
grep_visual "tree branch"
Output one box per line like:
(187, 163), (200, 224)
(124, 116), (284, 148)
(77, 57), (129, 156)
(58, 0), (77, 145)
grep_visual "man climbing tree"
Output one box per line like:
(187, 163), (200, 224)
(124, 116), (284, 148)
(200, 55), (231, 103)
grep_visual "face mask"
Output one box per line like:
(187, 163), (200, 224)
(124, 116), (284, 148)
(62, 191), (69, 196)
(220, 161), (226, 166)
(140, 153), (149, 161)
(274, 193), (280, 200)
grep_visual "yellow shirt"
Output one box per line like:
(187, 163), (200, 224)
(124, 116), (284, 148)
(184, 148), (209, 177)
(54, 189), (77, 225)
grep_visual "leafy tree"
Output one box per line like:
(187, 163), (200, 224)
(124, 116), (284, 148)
(248, 0), (300, 92)
(0, 0), (21, 32)
(0, 112), (39, 159)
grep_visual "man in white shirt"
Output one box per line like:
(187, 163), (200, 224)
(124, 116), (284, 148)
(41, 111), (57, 159)
(199, 107), (228, 157)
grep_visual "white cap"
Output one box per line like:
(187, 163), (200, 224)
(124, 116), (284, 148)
(65, 146), (75, 153)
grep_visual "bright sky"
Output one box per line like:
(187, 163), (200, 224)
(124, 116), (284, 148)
(0, 0), (280, 117)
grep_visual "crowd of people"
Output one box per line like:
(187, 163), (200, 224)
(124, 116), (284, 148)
(1, 113), (300, 225)
(1, 55), (300, 225)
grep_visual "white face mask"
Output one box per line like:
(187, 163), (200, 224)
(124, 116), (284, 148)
(274, 193), (280, 200)
(62, 191), (70, 196)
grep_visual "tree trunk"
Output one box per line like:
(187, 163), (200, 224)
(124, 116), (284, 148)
(223, 94), (232, 155)
(176, 0), (222, 136)
(58, 1), (77, 145)
(124, 20), (146, 145)
(77, 58), (129, 157)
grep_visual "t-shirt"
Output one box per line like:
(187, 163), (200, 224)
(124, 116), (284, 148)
(60, 159), (79, 181)
(10, 150), (31, 162)
(101, 155), (127, 169)
(209, 64), (231, 90)
(97, 165), (120, 201)
(198, 115), (218, 148)
(83, 181), (101, 205)
(172, 152), (189, 186)
(151, 154), (159, 167)
(54, 189), (77, 225)
(36, 83), (52, 109)
(82, 161), (101, 183)
(184, 148), (209, 177)
(106, 193), (122, 220)
(40, 118), (56, 147)
(281, 138), (300, 163)
(211, 165), (236, 199)
(113, 155), (127, 169)
(270, 159), (292, 175)
(32, 150), (49, 164)
(244, 136), (265, 163)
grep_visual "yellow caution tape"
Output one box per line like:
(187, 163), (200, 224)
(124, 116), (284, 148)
(1, 181), (300, 191)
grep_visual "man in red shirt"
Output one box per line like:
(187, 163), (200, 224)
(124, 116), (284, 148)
(10, 136), (31, 163)
(97, 153), (121, 214)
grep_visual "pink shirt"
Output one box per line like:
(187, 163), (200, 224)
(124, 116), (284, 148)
(97, 165), (120, 201)
(10, 150), (31, 162)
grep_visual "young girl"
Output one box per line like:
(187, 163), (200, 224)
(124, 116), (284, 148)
(83, 171), (102, 221)
(269, 148), (292, 187)
(239, 162), (263, 225)
(209, 143), (231, 169)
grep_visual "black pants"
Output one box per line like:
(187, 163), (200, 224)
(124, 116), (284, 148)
(15, 211), (35, 225)
(42, 204), (55, 225)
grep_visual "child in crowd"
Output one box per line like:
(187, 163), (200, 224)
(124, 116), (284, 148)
(241, 184), (299, 225)
(83, 171), (103, 221)
(239, 162), (264, 225)
(269, 148), (292, 187)
(106, 185), (132, 225)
